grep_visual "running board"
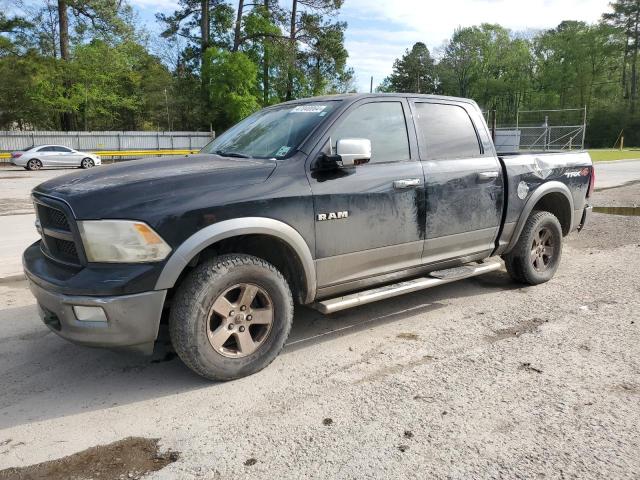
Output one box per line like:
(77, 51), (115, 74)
(311, 260), (502, 314)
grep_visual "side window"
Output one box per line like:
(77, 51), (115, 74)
(333, 102), (410, 163)
(413, 103), (481, 160)
(55, 146), (72, 152)
(39, 146), (56, 152)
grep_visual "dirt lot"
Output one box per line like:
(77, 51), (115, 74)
(0, 170), (638, 479)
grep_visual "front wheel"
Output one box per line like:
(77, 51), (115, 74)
(81, 157), (95, 169)
(503, 210), (563, 285)
(169, 254), (294, 381)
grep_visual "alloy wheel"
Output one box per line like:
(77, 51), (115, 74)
(206, 283), (274, 358)
(530, 227), (554, 272)
(29, 159), (42, 170)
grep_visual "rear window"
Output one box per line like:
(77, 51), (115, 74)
(413, 103), (481, 160)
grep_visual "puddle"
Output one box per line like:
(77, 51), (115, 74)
(0, 437), (179, 480)
(593, 206), (640, 216)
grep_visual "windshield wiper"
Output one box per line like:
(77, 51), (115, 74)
(213, 150), (250, 158)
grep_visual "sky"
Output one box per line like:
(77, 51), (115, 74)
(339, 0), (614, 90)
(13, 0), (616, 91)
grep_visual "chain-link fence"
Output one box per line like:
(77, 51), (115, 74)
(485, 108), (587, 153)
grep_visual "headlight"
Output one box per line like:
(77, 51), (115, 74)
(77, 220), (171, 263)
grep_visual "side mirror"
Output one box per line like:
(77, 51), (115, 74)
(335, 138), (371, 167)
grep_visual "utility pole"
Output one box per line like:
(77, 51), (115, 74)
(84, 84), (88, 131)
(164, 88), (171, 131)
(370, 76), (373, 93)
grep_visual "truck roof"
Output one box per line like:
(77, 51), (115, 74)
(280, 92), (479, 107)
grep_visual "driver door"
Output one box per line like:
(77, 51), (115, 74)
(307, 98), (425, 293)
(55, 146), (81, 166)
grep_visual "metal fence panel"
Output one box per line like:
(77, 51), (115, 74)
(484, 107), (587, 154)
(0, 131), (213, 153)
(495, 125), (585, 153)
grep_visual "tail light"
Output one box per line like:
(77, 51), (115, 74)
(11, 152), (22, 158)
(586, 166), (595, 198)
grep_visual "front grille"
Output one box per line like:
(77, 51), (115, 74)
(34, 198), (82, 267)
(53, 237), (79, 261)
(42, 207), (70, 230)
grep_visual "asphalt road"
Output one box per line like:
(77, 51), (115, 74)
(592, 158), (640, 189)
(0, 161), (639, 479)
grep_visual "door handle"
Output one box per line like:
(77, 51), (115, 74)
(393, 178), (422, 189)
(477, 171), (499, 181)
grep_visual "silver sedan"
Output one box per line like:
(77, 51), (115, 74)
(10, 145), (101, 170)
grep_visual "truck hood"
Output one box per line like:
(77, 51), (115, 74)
(33, 154), (277, 219)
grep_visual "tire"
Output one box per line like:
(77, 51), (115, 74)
(503, 210), (563, 285)
(26, 159), (42, 171)
(169, 254), (294, 381)
(81, 157), (95, 169)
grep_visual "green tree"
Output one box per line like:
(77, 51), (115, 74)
(202, 46), (260, 130)
(157, 0), (235, 69)
(437, 24), (532, 122)
(285, 0), (344, 100)
(236, 1), (286, 105)
(534, 21), (619, 111)
(603, 0), (640, 111)
(378, 42), (437, 94)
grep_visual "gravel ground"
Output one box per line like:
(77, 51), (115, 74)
(0, 194), (639, 479)
(0, 164), (638, 479)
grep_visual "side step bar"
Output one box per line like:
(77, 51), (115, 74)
(311, 260), (502, 314)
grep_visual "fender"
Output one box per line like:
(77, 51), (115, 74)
(155, 217), (317, 303)
(505, 181), (574, 253)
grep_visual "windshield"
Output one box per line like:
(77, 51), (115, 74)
(200, 101), (339, 159)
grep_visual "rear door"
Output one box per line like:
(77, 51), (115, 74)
(36, 146), (57, 166)
(307, 98), (425, 290)
(410, 100), (504, 265)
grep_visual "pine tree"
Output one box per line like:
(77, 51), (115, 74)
(603, 0), (640, 111)
(378, 42), (437, 94)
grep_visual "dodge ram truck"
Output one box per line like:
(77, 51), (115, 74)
(24, 94), (594, 380)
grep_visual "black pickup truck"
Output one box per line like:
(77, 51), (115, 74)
(24, 94), (594, 380)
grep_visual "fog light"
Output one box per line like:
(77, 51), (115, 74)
(73, 305), (107, 323)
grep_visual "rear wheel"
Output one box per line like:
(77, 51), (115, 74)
(169, 254), (294, 381)
(26, 159), (42, 171)
(81, 157), (95, 169)
(503, 210), (563, 285)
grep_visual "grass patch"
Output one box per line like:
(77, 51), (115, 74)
(588, 149), (640, 162)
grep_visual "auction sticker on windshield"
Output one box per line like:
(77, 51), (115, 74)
(291, 105), (327, 113)
(275, 146), (291, 157)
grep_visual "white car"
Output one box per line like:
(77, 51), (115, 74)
(10, 145), (101, 170)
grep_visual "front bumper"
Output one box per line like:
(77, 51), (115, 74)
(578, 204), (593, 232)
(29, 280), (166, 354)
